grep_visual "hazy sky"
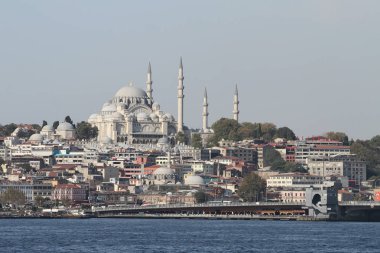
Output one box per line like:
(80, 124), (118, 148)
(0, 1), (379, 139)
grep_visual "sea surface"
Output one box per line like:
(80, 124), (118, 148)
(0, 218), (379, 253)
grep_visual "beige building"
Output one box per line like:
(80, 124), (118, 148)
(307, 154), (366, 186)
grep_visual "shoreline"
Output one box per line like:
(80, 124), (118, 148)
(0, 214), (341, 221)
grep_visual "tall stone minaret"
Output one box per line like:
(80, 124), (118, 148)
(177, 57), (184, 133)
(202, 88), (209, 131)
(146, 62), (153, 100)
(233, 84), (239, 122)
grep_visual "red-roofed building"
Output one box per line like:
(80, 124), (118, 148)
(53, 184), (86, 202)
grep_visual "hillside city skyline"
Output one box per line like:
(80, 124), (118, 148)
(1, 1), (379, 140)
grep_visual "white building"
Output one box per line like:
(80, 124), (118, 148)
(295, 140), (350, 165)
(88, 62), (185, 145)
(267, 173), (323, 188)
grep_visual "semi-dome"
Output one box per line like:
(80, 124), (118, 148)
(164, 113), (175, 122)
(115, 84), (147, 98)
(29, 133), (44, 142)
(153, 167), (175, 175)
(150, 113), (159, 122)
(41, 125), (54, 132)
(185, 175), (205, 185)
(57, 122), (75, 131)
(136, 112), (149, 122)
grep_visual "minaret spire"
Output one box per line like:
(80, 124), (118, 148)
(146, 62), (153, 100)
(177, 57), (184, 133)
(202, 87), (209, 131)
(233, 84), (239, 122)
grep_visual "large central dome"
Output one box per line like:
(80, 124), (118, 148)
(114, 84), (147, 98)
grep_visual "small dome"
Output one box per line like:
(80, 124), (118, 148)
(153, 167), (175, 175)
(152, 102), (160, 111)
(185, 175), (205, 185)
(29, 133), (44, 142)
(150, 113), (159, 122)
(136, 112), (149, 122)
(102, 102), (111, 108)
(88, 114), (99, 123)
(164, 113), (174, 122)
(107, 112), (124, 121)
(57, 122), (75, 131)
(41, 125), (54, 132)
(101, 104), (117, 113)
(112, 112), (124, 120)
(114, 84), (147, 98)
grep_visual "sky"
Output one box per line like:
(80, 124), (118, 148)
(0, 0), (379, 140)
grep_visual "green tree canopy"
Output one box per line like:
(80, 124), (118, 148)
(17, 129), (35, 139)
(176, 132), (188, 145)
(206, 118), (296, 145)
(351, 136), (380, 178)
(0, 188), (26, 206)
(275, 127), (297, 140)
(53, 121), (60, 129)
(42, 120), (48, 128)
(65, 116), (74, 125)
(0, 123), (18, 137)
(209, 118), (240, 145)
(325, 132), (349, 144)
(191, 133), (203, 149)
(237, 172), (266, 202)
(76, 121), (98, 140)
(194, 191), (208, 203)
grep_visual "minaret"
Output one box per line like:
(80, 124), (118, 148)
(233, 84), (239, 122)
(202, 88), (209, 131)
(177, 57), (184, 133)
(146, 62), (153, 100)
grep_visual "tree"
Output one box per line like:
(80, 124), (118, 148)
(34, 196), (45, 207)
(0, 188), (26, 207)
(261, 123), (277, 140)
(237, 173), (266, 202)
(42, 120), (48, 128)
(210, 118), (241, 145)
(0, 123), (18, 137)
(194, 191), (208, 203)
(16, 128), (35, 139)
(256, 123), (262, 138)
(351, 136), (380, 178)
(284, 162), (307, 173)
(76, 121), (98, 140)
(191, 133), (202, 149)
(325, 132), (348, 143)
(263, 146), (286, 170)
(21, 163), (35, 173)
(65, 116), (74, 125)
(53, 121), (60, 129)
(176, 132), (188, 144)
(275, 127), (297, 140)
(237, 122), (255, 140)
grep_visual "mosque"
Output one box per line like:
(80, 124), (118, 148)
(88, 59), (240, 145)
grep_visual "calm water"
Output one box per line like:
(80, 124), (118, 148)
(0, 219), (379, 253)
